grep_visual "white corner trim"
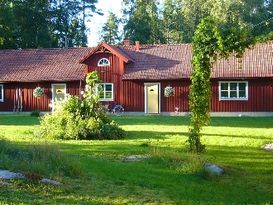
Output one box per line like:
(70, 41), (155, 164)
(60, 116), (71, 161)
(0, 84), (4, 102)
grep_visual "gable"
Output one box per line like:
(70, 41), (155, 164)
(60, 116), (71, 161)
(80, 42), (134, 64)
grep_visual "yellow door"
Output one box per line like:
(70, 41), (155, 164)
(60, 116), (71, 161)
(146, 83), (160, 113)
(52, 84), (66, 102)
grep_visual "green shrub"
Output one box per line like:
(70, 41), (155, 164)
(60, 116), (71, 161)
(30, 110), (40, 117)
(38, 72), (125, 140)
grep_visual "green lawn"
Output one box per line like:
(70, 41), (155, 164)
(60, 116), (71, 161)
(0, 114), (273, 204)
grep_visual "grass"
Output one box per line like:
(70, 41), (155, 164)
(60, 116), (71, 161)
(0, 114), (273, 204)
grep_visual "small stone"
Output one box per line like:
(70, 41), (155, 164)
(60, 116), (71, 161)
(262, 143), (273, 152)
(40, 178), (61, 186)
(204, 163), (224, 176)
(124, 155), (150, 162)
(0, 170), (25, 180)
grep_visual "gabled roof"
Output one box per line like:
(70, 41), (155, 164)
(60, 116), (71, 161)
(120, 42), (273, 80)
(0, 47), (93, 82)
(79, 41), (134, 64)
(0, 42), (272, 83)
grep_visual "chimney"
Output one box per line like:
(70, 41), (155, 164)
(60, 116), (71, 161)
(135, 41), (141, 51)
(123, 39), (131, 46)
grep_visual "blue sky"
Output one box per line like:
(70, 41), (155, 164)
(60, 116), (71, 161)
(87, 0), (123, 46)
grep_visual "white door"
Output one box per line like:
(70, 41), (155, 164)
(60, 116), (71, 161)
(52, 84), (67, 109)
(145, 83), (160, 114)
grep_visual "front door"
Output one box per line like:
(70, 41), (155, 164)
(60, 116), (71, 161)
(145, 83), (160, 114)
(52, 84), (66, 109)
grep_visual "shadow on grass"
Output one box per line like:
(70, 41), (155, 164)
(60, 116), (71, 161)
(113, 116), (273, 128)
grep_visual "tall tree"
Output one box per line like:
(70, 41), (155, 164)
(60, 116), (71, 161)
(0, 1), (16, 49)
(13, 0), (52, 48)
(123, 0), (163, 44)
(0, 0), (99, 49)
(100, 12), (121, 45)
(162, 0), (183, 43)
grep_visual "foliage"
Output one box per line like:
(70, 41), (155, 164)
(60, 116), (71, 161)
(38, 71), (125, 140)
(100, 12), (121, 44)
(30, 110), (41, 117)
(33, 87), (44, 98)
(164, 85), (175, 97)
(0, 138), (82, 177)
(121, 0), (273, 44)
(189, 17), (253, 153)
(123, 0), (164, 44)
(0, 0), (99, 49)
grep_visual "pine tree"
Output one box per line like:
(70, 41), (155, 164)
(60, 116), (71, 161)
(123, 0), (163, 44)
(162, 0), (183, 44)
(100, 12), (121, 45)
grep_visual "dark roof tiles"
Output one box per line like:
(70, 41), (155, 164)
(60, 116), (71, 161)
(0, 48), (93, 82)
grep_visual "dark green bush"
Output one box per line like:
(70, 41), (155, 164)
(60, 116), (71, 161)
(30, 110), (40, 117)
(38, 72), (125, 140)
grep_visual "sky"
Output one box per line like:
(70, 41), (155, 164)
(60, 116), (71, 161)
(87, 0), (123, 46)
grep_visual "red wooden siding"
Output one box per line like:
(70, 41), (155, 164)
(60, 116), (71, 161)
(0, 81), (81, 112)
(86, 53), (124, 105)
(109, 78), (273, 112)
(211, 78), (273, 112)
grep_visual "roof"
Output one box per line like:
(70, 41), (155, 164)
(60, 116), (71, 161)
(0, 42), (272, 82)
(80, 42), (134, 64)
(121, 42), (273, 80)
(0, 47), (93, 82)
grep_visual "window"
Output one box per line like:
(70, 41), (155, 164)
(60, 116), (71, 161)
(96, 83), (114, 101)
(0, 84), (3, 102)
(97, 58), (110, 67)
(219, 81), (248, 100)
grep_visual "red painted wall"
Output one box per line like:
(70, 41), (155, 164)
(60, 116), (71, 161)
(81, 48), (273, 113)
(0, 81), (81, 112)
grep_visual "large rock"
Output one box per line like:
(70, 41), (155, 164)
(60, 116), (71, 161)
(0, 170), (25, 180)
(204, 163), (224, 176)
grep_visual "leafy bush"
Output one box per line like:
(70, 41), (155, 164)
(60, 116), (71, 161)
(38, 72), (125, 140)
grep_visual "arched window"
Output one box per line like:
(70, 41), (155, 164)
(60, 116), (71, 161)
(97, 58), (110, 67)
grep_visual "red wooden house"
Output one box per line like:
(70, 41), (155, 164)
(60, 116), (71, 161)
(0, 41), (273, 115)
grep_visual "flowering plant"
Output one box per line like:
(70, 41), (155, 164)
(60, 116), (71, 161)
(164, 85), (174, 97)
(33, 87), (44, 98)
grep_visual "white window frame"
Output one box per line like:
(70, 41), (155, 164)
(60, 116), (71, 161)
(97, 58), (110, 67)
(96, 83), (114, 101)
(0, 84), (3, 102)
(219, 81), (248, 101)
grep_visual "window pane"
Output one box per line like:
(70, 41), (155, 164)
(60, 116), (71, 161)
(105, 92), (112, 99)
(239, 91), (246, 98)
(99, 92), (104, 98)
(105, 84), (112, 91)
(221, 91), (228, 98)
(239, 83), (246, 91)
(230, 91), (237, 98)
(230, 83), (237, 91)
(221, 83), (228, 90)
